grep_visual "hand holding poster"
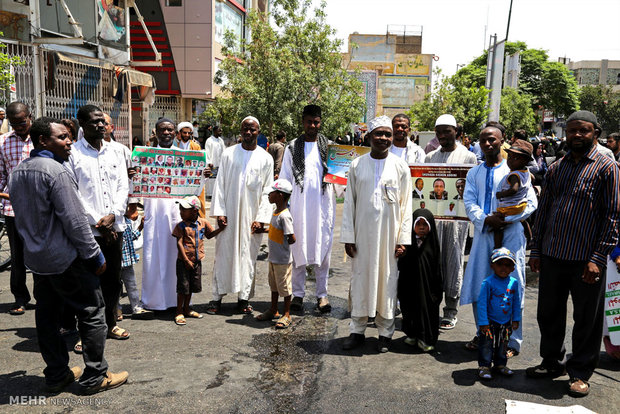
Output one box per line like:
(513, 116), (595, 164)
(409, 163), (471, 221)
(129, 146), (208, 199)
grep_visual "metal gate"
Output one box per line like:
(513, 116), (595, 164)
(147, 95), (181, 136)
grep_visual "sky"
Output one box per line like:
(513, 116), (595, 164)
(312, 0), (620, 78)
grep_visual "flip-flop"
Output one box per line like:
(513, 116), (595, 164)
(256, 310), (278, 321)
(175, 315), (186, 325)
(275, 315), (292, 329)
(185, 311), (203, 319)
(9, 306), (25, 315)
(74, 340), (83, 354)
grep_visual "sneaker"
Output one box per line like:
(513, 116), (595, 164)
(342, 333), (365, 350)
(494, 365), (514, 376)
(478, 366), (493, 380)
(465, 336), (479, 351)
(377, 336), (391, 353)
(525, 364), (566, 379)
(290, 296), (303, 311)
(82, 371), (129, 395)
(417, 339), (434, 353)
(46, 366), (82, 393)
(404, 337), (417, 347)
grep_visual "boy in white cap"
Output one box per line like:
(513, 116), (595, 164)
(477, 247), (521, 380)
(172, 196), (222, 325)
(256, 179), (296, 329)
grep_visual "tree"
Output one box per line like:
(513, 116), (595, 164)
(210, 0), (365, 141)
(408, 69), (490, 136)
(499, 87), (537, 137)
(579, 85), (620, 135)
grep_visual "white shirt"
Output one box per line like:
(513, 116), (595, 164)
(390, 140), (426, 165)
(67, 138), (129, 235)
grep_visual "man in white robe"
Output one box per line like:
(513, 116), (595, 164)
(425, 114), (477, 330)
(208, 117), (273, 314)
(462, 126), (537, 353)
(391, 114), (425, 165)
(205, 126), (226, 197)
(280, 104), (335, 313)
(141, 118), (182, 310)
(341, 115), (412, 353)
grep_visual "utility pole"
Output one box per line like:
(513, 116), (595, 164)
(505, 0), (514, 41)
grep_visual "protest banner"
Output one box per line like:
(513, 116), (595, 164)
(129, 146), (207, 199)
(324, 144), (370, 185)
(606, 260), (620, 345)
(409, 163), (471, 221)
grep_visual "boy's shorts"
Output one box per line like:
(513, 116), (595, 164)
(176, 259), (202, 294)
(268, 262), (292, 297)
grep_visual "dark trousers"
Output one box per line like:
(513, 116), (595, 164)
(33, 259), (108, 388)
(6, 216), (30, 306)
(538, 255), (606, 381)
(478, 321), (511, 368)
(95, 234), (123, 331)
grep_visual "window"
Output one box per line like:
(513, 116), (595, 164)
(616, 73), (620, 85)
(166, 0), (182, 6)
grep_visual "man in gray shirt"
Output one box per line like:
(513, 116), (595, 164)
(9, 117), (128, 395)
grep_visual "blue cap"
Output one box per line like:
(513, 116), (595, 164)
(491, 247), (516, 264)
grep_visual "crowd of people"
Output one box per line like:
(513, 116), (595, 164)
(1, 99), (619, 400)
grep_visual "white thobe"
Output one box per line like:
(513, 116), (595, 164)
(280, 140), (336, 268)
(461, 161), (537, 306)
(210, 144), (273, 299)
(205, 136), (226, 168)
(425, 144), (477, 299)
(390, 140), (425, 165)
(141, 145), (182, 310)
(341, 153), (412, 319)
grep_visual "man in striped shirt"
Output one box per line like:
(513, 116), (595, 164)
(527, 110), (620, 398)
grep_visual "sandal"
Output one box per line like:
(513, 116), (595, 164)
(9, 305), (25, 315)
(275, 315), (292, 329)
(465, 336), (479, 350)
(506, 347), (519, 358)
(116, 308), (123, 322)
(439, 318), (457, 330)
(568, 378), (589, 397)
(256, 310), (278, 321)
(478, 366), (493, 380)
(185, 310), (203, 319)
(494, 366), (514, 376)
(206, 300), (221, 315)
(74, 340), (83, 354)
(107, 326), (130, 340)
(237, 300), (253, 314)
(175, 314), (186, 326)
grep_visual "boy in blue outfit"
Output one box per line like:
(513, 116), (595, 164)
(477, 247), (521, 379)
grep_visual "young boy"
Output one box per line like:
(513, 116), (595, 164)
(172, 195), (221, 325)
(120, 197), (153, 319)
(493, 139), (534, 248)
(256, 179), (296, 329)
(477, 247), (521, 380)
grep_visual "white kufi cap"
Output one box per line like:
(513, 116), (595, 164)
(435, 114), (457, 128)
(241, 116), (260, 127)
(368, 115), (392, 134)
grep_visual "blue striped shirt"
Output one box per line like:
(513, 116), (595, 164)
(531, 146), (620, 267)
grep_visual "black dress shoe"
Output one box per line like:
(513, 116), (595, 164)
(377, 336), (391, 353)
(290, 296), (303, 311)
(342, 333), (365, 350)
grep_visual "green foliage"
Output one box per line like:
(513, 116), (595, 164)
(451, 41), (579, 116)
(579, 85), (620, 134)
(208, 0), (365, 141)
(0, 35), (22, 107)
(407, 69), (490, 136)
(499, 87), (537, 137)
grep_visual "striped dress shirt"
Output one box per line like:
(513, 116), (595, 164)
(531, 146), (620, 267)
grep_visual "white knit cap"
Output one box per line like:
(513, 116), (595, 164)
(177, 121), (193, 132)
(241, 116), (260, 127)
(368, 115), (392, 134)
(435, 114), (457, 128)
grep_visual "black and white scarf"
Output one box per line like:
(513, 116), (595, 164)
(291, 133), (329, 193)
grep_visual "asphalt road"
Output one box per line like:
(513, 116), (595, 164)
(0, 203), (618, 413)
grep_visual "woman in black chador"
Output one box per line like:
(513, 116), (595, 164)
(397, 209), (442, 352)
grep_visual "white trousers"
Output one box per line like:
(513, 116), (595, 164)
(350, 314), (395, 338)
(292, 253), (330, 299)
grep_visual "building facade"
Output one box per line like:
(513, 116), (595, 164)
(566, 59), (620, 93)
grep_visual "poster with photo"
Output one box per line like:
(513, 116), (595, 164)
(409, 164), (472, 221)
(324, 144), (371, 185)
(129, 146), (207, 199)
(606, 260), (620, 345)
